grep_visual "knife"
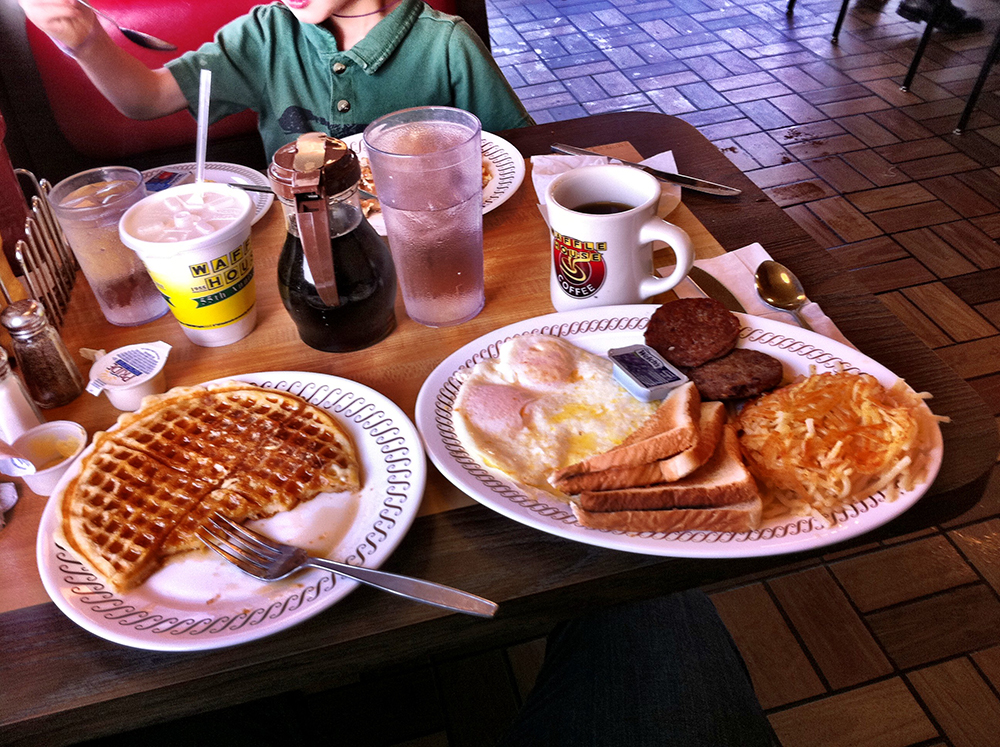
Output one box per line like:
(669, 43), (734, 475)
(550, 143), (741, 197)
(687, 266), (746, 313)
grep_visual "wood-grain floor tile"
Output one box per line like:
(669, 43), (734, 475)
(922, 175), (999, 217)
(807, 196), (884, 242)
(906, 282), (998, 340)
(827, 235), (911, 270)
(805, 155), (876, 193)
(786, 133), (870, 160)
(867, 201), (963, 234)
(711, 584), (825, 709)
(784, 204), (846, 248)
(768, 678), (938, 747)
(866, 106), (936, 141)
(899, 153), (984, 180)
(895, 228), (980, 278)
(846, 183), (936, 213)
(830, 535), (979, 612)
(936, 336), (1000, 378)
(972, 644), (1000, 691)
(850, 258), (937, 293)
(746, 161), (817, 189)
(943, 267), (1000, 305)
(950, 520), (1000, 595)
(930, 221), (1000, 269)
(967, 373), (1000, 414)
(840, 149), (913, 187)
(876, 137), (957, 164)
(908, 658), (1000, 747)
(866, 584), (1000, 669)
(878, 291), (955, 349)
(764, 179), (840, 207)
(768, 567), (893, 690)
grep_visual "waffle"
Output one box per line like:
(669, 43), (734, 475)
(57, 381), (361, 592)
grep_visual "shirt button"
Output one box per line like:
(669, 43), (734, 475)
(337, 99), (351, 113)
(333, 62), (346, 74)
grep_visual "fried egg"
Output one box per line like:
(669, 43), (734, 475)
(452, 334), (658, 496)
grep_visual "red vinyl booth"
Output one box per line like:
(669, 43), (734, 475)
(0, 0), (490, 183)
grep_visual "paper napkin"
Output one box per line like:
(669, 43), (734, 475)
(669, 242), (855, 347)
(529, 151), (683, 221)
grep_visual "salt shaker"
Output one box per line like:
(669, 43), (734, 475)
(0, 346), (43, 442)
(0, 299), (85, 408)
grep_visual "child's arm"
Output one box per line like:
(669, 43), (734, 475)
(19, 0), (189, 119)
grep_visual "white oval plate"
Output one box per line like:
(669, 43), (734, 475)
(37, 372), (426, 651)
(342, 131), (526, 235)
(141, 162), (274, 224)
(415, 306), (943, 559)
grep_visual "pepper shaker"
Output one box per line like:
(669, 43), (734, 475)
(0, 299), (85, 408)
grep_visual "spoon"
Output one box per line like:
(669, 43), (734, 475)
(77, 0), (177, 51)
(0, 441), (36, 477)
(754, 260), (814, 331)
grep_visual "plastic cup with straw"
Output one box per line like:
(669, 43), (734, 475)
(118, 65), (259, 348)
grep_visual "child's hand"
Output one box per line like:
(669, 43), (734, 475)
(19, 0), (99, 52)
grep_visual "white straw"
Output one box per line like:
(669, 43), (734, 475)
(194, 68), (212, 185)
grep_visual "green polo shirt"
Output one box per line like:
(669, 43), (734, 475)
(167, 0), (533, 158)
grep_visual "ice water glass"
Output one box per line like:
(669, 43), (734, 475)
(48, 166), (168, 326)
(363, 107), (485, 328)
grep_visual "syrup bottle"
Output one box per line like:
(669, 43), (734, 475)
(269, 133), (397, 352)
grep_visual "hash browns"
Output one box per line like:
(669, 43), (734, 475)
(737, 371), (945, 520)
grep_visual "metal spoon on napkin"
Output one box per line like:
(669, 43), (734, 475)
(77, 0), (177, 51)
(754, 260), (814, 331)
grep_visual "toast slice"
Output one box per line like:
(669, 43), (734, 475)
(576, 425), (758, 512)
(572, 497), (761, 534)
(552, 401), (726, 494)
(550, 381), (700, 480)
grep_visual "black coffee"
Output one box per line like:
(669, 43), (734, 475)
(572, 201), (633, 214)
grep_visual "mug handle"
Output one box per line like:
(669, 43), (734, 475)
(637, 219), (694, 299)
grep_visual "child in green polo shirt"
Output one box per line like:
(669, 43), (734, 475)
(19, 0), (533, 158)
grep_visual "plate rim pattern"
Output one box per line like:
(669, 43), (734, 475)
(417, 306), (943, 558)
(36, 372), (426, 650)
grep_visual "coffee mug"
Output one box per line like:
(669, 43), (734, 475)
(545, 164), (693, 312)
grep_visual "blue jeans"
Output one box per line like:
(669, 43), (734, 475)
(498, 590), (774, 746)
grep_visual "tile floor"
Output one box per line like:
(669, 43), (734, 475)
(484, 1), (1000, 746)
(84, 0), (1000, 745)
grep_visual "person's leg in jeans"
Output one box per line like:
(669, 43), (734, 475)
(498, 589), (773, 747)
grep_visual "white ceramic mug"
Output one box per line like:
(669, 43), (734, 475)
(545, 164), (693, 312)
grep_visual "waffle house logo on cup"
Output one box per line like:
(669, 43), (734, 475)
(187, 240), (254, 308)
(553, 230), (607, 299)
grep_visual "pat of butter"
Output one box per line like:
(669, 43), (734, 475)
(608, 344), (688, 402)
(87, 341), (171, 411)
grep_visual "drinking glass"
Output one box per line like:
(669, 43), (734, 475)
(48, 166), (168, 326)
(363, 107), (484, 327)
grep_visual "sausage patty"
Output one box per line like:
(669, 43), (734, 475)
(644, 298), (741, 368)
(685, 349), (784, 401)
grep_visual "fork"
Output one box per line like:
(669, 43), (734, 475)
(197, 514), (498, 618)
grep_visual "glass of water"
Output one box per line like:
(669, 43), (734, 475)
(363, 107), (484, 328)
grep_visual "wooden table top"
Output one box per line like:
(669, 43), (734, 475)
(1, 111), (996, 745)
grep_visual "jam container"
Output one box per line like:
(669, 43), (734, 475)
(86, 341), (171, 411)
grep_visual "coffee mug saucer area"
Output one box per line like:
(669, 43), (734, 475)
(545, 164), (693, 313)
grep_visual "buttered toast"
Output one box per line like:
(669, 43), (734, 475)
(572, 427), (762, 531)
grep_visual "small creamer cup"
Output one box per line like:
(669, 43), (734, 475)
(546, 164), (693, 312)
(119, 183), (256, 347)
(13, 420), (86, 496)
